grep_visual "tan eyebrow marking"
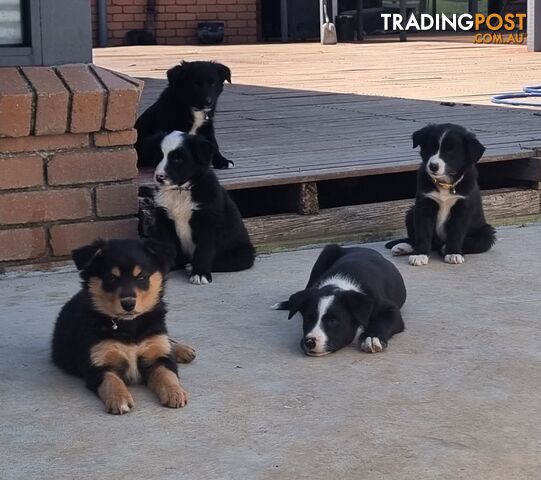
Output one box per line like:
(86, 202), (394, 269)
(111, 267), (121, 277)
(133, 265), (142, 277)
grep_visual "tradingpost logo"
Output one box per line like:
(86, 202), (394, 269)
(381, 13), (527, 44)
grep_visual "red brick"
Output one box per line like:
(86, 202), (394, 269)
(0, 156), (44, 190)
(0, 189), (92, 225)
(93, 129), (137, 147)
(0, 133), (89, 153)
(22, 67), (69, 136)
(0, 227), (47, 261)
(56, 64), (105, 133)
(48, 148), (137, 185)
(91, 67), (142, 131)
(95, 183), (138, 217)
(50, 218), (139, 256)
(0, 67), (32, 137)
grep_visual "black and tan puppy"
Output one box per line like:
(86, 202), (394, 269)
(135, 60), (233, 169)
(386, 124), (495, 266)
(51, 238), (196, 414)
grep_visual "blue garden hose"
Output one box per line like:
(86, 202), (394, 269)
(491, 85), (541, 107)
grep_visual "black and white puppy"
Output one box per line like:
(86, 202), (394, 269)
(386, 124), (495, 266)
(274, 245), (406, 356)
(135, 60), (233, 170)
(150, 131), (255, 284)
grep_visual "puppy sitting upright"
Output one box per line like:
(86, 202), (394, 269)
(52, 238), (195, 414)
(151, 131), (255, 285)
(135, 60), (233, 169)
(386, 123), (496, 266)
(274, 245), (406, 356)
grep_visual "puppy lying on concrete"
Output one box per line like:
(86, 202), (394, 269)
(274, 244), (406, 356)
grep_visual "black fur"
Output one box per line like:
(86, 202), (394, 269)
(386, 124), (496, 262)
(51, 238), (187, 414)
(274, 245), (406, 356)
(135, 60), (233, 169)
(150, 131), (255, 284)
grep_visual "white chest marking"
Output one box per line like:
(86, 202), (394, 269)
(156, 187), (198, 257)
(189, 109), (208, 134)
(424, 189), (465, 240)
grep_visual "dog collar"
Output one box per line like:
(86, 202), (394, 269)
(431, 174), (464, 194)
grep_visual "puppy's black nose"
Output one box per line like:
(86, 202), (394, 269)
(155, 173), (165, 184)
(429, 162), (439, 172)
(304, 337), (316, 350)
(204, 97), (213, 107)
(120, 298), (136, 312)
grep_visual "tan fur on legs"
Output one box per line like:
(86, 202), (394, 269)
(98, 371), (135, 414)
(169, 339), (196, 364)
(147, 365), (188, 408)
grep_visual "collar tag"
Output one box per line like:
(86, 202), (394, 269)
(111, 319), (118, 330)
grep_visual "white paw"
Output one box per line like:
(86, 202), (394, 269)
(190, 274), (210, 285)
(391, 242), (413, 256)
(409, 254), (429, 266)
(118, 402), (131, 414)
(360, 337), (385, 353)
(185, 263), (193, 274)
(444, 254), (465, 265)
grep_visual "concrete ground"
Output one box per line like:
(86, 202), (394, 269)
(1, 224), (540, 480)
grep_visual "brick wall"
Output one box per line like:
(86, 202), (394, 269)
(91, 0), (258, 47)
(0, 65), (143, 270)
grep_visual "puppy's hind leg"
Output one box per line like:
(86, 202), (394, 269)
(169, 339), (196, 364)
(305, 244), (345, 288)
(462, 224), (496, 254)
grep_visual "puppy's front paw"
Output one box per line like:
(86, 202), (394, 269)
(104, 390), (134, 415)
(444, 253), (465, 264)
(213, 156), (234, 169)
(158, 384), (188, 408)
(391, 242), (413, 256)
(190, 273), (212, 285)
(360, 337), (386, 353)
(170, 340), (196, 364)
(409, 254), (429, 266)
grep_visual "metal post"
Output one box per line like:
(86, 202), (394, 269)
(356, 0), (364, 40)
(528, 0), (541, 51)
(97, 0), (108, 48)
(280, 0), (288, 42)
(399, 0), (407, 41)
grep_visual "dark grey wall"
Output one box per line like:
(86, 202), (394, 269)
(0, 0), (92, 66)
(39, 0), (92, 65)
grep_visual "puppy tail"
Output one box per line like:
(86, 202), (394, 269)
(385, 238), (410, 249)
(271, 301), (289, 311)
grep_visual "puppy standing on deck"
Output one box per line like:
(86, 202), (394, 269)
(135, 60), (233, 170)
(274, 245), (406, 356)
(150, 131), (255, 285)
(386, 124), (496, 266)
(51, 239), (196, 414)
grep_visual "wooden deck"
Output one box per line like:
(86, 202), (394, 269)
(94, 41), (541, 248)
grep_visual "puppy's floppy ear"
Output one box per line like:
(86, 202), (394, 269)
(143, 238), (176, 272)
(464, 133), (485, 164)
(138, 130), (166, 168)
(340, 291), (374, 326)
(412, 125), (434, 149)
(167, 62), (187, 86)
(72, 239), (106, 271)
(287, 288), (316, 319)
(215, 63), (231, 83)
(192, 135), (215, 165)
